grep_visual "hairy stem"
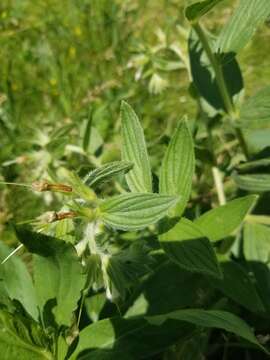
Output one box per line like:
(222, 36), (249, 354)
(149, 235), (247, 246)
(212, 167), (226, 205)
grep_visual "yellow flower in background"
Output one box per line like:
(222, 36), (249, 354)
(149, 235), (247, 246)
(69, 46), (76, 58)
(11, 83), (18, 91)
(49, 78), (57, 87)
(74, 26), (82, 37)
(1, 11), (7, 19)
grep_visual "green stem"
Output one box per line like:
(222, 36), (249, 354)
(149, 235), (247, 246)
(192, 22), (249, 159)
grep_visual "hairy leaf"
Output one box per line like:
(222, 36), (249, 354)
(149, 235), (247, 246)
(216, 0), (270, 55)
(100, 193), (178, 230)
(195, 195), (257, 242)
(60, 168), (96, 201)
(84, 161), (133, 188)
(159, 119), (195, 217)
(232, 173), (270, 192)
(121, 101), (152, 193)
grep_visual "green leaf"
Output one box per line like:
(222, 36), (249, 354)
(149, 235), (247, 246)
(232, 172), (270, 192)
(125, 262), (212, 318)
(70, 316), (193, 360)
(15, 227), (86, 327)
(121, 101), (152, 193)
(82, 113), (93, 152)
(236, 158), (270, 172)
(244, 223), (270, 263)
(0, 310), (52, 360)
(100, 193), (178, 231)
(209, 261), (265, 313)
(238, 86), (270, 128)
(159, 119), (195, 217)
(0, 242), (38, 321)
(103, 243), (152, 300)
(188, 29), (243, 113)
(60, 168), (97, 201)
(84, 161), (133, 188)
(70, 310), (267, 359)
(147, 309), (266, 353)
(195, 195), (257, 242)
(160, 218), (222, 278)
(244, 129), (270, 154)
(85, 293), (107, 323)
(248, 262), (270, 314)
(216, 0), (270, 55)
(185, 0), (224, 22)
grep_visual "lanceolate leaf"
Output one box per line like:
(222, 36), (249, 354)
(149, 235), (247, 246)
(185, 0), (224, 22)
(188, 29), (243, 113)
(70, 310), (266, 359)
(0, 310), (52, 360)
(195, 195), (257, 242)
(147, 309), (266, 353)
(159, 119), (195, 217)
(125, 262), (211, 318)
(160, 218), (222, 278)
(70, 316), (192, 360)
(0, 242), (39, 321)
(100, 193), (178, 231)
(62, 169), (96, 201)
(121, 101), (152, 193)
(209, 261), (265, 313)
(15, 227), (86, 327)
(216, 0), (270, 55)
(244, 222), (270, 263)
(238, 86), (270, 128)
(232, 173), (270, 192)
(84, 161), (133, 188)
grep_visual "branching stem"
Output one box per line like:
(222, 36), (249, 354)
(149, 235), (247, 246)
(192, 22), (249, 159)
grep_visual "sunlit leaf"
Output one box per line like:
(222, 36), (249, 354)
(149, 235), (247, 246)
(84, 161), (133, 188)
(100, 193), (178, 230)
(232, 173), (270, 192)
(159, 119), (195, 217)
(121, 101), (152, 193)
(244, 222), (270, 263)
(216, 0), (270, 55)
(195, 195), (257, 242)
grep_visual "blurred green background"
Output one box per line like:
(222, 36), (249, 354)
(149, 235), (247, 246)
(0, 0), (270, 239)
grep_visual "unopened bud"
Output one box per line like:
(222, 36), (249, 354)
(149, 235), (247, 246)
(38, 211), (77, 223)
(32, 181), (72, 193)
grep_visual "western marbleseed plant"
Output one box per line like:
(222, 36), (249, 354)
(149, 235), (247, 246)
(1, 0), (270, 359)
(0, 101), (265, 359)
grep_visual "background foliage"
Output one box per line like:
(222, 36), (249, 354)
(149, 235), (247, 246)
(1, 0), (270, 359)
